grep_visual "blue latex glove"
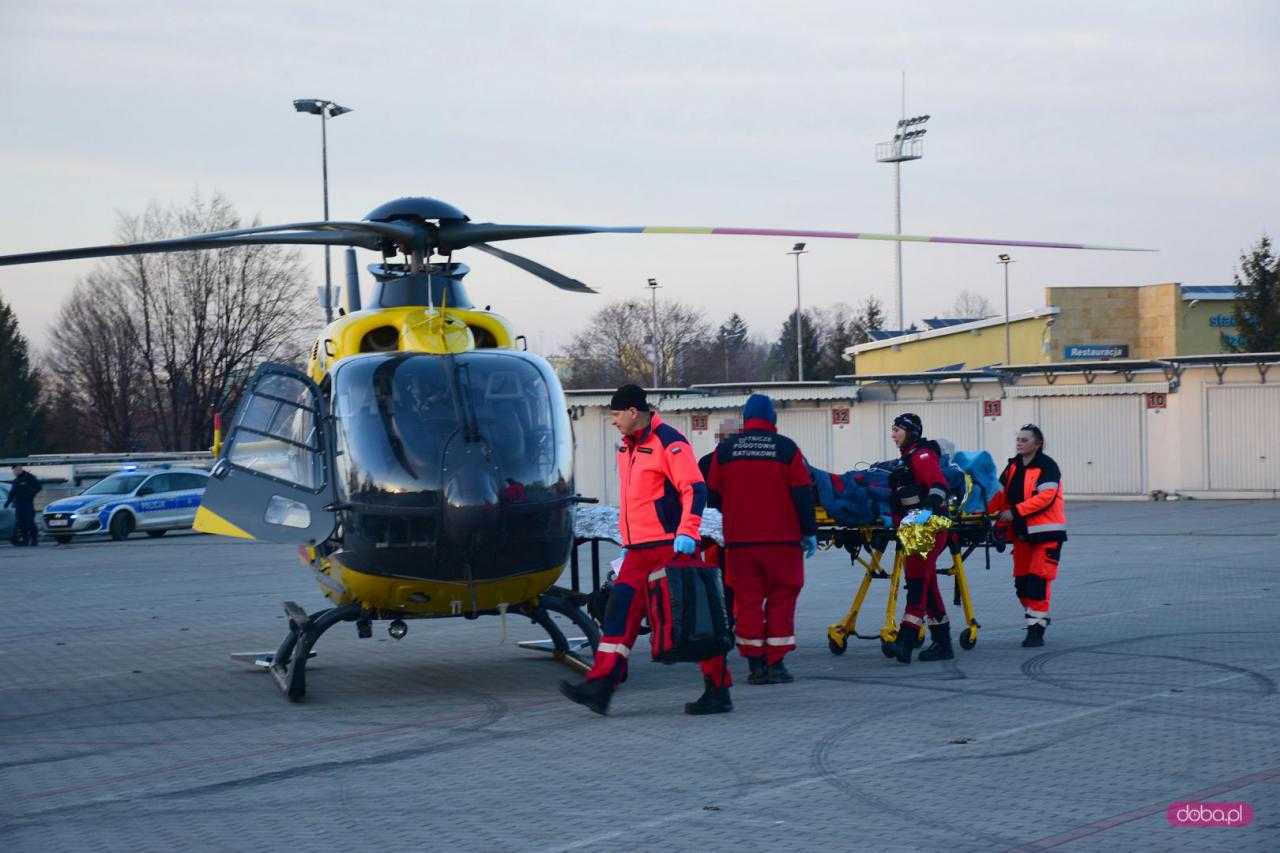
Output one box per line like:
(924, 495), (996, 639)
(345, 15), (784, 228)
(673, 534), (697, 555)
(880, 515), (894, 528)
(802, 535), (818, 559)
(619, 547), (628, 559)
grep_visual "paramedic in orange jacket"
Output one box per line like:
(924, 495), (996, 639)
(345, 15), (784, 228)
(988, 424), (1067, 647)
(559, 384), (733, 716)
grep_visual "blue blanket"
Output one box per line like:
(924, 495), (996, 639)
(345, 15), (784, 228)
(809, 449), (999, 526)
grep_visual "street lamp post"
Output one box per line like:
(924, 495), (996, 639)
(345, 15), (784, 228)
(293, 98), (353, 323)
(647, 278), (661, 388)
(998, 254), (1015, 365)
(787, 243), (808, 381)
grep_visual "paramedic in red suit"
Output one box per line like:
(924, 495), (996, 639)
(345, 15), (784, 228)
(987, 424), (1067, 647)
(559, 384), (733, 716)
(706, 394), (817, 685)
(883, 412), (953, 664)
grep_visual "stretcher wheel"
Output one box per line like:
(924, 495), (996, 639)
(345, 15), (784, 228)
(828, 634), (847, 655)
(880, 640), (896, 658)
(958, 628), (977, 650)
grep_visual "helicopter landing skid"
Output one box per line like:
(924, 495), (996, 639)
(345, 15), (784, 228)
(250, 600), (364, 702)
(517, 586), (601, 675)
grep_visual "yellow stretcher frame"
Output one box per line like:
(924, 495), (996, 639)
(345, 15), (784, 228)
(818, 509), (992, 657)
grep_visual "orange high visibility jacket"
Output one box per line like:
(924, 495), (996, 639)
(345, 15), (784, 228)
(617, 413), (707, 548)
(988, 451), (1067, 544)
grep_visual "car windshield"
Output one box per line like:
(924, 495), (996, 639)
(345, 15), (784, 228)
(83, 474), (147, 496)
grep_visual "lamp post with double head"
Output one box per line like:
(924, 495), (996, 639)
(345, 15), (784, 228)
(998, 254), (1015, 365)
(787, 242), (808, 381)
(293, 98), (353, 323)
(647, 278), (661, 388)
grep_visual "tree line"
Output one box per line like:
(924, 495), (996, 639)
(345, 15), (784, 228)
(1, 192), (315, 456)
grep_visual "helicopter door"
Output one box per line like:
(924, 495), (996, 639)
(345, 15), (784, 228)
(195, 364), (337, 544)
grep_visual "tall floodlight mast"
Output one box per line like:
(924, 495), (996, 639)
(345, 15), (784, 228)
(876, 78), (929, 336)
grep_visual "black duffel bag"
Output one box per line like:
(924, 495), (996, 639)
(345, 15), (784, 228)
(645, 557), (733, 664)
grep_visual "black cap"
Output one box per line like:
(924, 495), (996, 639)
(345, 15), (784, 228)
(610, 384), (650, 412)
(893, 412), (923, 437)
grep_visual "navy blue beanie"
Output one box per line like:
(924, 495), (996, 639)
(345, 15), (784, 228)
(743, 393), (776, 424)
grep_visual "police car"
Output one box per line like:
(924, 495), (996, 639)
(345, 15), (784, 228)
(42, 467), (210, 544)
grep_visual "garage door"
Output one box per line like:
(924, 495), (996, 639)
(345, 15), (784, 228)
(1036, 396), (1144, 494)
(777, 409), (831, 470)
(1207, 385), (1280, 490)
(879, 401), (982, 458)
(602, 418), (621, 507)
(572, 414), (607, 503)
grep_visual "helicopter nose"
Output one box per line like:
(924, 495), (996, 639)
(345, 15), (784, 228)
(442, 460), (502, 567)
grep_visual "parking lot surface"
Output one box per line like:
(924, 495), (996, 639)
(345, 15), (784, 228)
(1, 500), (1278, 852)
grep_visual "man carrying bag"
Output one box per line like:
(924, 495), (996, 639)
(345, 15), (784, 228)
(559, 385), (734, 716)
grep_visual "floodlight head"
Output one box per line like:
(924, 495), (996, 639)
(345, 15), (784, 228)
(998, 254), (1011, 262)
(328, 104), (353, 117)
(293, 99), (325, 115)
(793, 242), (806, 252)
(647, 277), (658, 287)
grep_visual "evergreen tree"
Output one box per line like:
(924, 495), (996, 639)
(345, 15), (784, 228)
(0, 294), (46, 456)
(1233, 235), (1280, 352)
(715, 313), (750, 381)
(768, 309), (822, 381)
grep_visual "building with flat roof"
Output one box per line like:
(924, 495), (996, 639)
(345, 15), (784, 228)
(845, 283), (1240, 373)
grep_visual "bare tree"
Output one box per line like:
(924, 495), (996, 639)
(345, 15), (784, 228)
(565, 298), (714, 388)
(946, 289), (995, 319)
(52, 192), (317, 451)
(47, 278), (147, 451)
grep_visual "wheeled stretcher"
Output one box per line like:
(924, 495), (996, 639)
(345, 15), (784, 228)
(817, 509), (1002, 657)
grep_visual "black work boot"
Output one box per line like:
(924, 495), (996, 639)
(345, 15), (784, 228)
(766, 659), (795, 683)
(918, 623), (955, 661)
(684, 676), (733, 715)
(886, 626), (919, 664)
(1022, 622), (1046, 648)
(747, 656), (769, 685)
(559, 678), (614, 715)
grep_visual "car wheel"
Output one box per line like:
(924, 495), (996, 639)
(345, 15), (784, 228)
(53, 535), (73, 545)
(109, 512), (135, 541)
(146, 529), (167, 538)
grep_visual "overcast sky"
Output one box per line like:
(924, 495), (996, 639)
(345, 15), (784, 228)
(1, 1), (1275, 357)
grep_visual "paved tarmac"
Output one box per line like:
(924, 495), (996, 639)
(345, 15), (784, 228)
(1, 500), (1278, 852)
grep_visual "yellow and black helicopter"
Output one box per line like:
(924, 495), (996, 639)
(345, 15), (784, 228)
(0, 196), (1148, 700)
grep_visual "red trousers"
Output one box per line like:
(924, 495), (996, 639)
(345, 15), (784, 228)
(1013, 540), (1062, 627)
(901, 531), (949, 633)
(586, 546), (732, 688)
(728, 544), (804, 664)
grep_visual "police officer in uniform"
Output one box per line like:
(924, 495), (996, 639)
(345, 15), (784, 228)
(5, 463), (42, 546)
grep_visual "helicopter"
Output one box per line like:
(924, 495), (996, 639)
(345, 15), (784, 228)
(0, 195), (1150, 700)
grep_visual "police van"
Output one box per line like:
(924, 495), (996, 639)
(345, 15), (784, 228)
(42, 467), (210, 544)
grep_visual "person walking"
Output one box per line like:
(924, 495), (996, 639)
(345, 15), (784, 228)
(705, 393), (817, 685)
(883, 413), (952, 663)
(988, 424), (1067, 647)
(559, 384), (732, 716)
(5, 464), (42, 547)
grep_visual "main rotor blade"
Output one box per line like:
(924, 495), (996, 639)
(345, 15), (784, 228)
(0, 228), (395, 267)
(470, 243), (597, 293)
(439, 222), (1154, 252)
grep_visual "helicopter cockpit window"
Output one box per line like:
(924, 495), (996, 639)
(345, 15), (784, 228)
(225, 373), (323, 491)
(331, 355), (458, 505)
(459, 356), (567, 496)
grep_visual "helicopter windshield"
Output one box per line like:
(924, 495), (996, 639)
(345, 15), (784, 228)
(330, 351), (571, 510)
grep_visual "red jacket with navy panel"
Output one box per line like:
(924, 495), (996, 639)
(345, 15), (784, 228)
(617, 413), (707, 548)
(706, 418), (817, 548)
(889, 438), (950, 522)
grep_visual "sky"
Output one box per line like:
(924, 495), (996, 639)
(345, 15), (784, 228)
(1, 1), (1276, 357)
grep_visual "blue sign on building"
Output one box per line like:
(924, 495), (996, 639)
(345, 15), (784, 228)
(1065, 344), (1129, 360)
